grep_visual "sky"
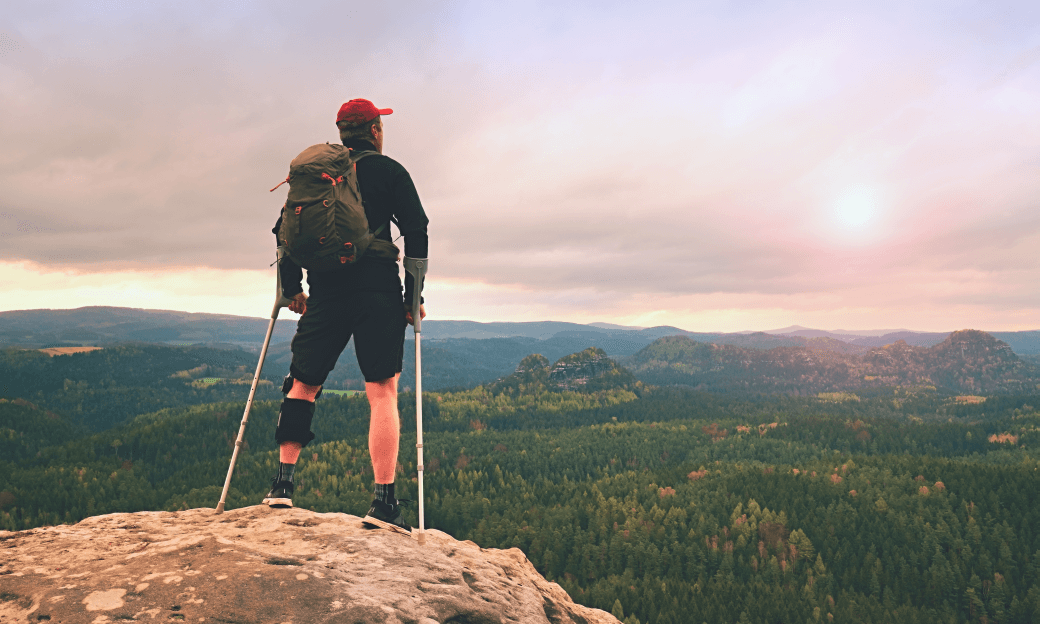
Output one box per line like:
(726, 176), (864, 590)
(1, 1), (1038, 332)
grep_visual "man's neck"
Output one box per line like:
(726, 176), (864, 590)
(344, 138), (379, 153)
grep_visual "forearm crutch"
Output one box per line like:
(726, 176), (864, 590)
(403, 257), (428, 544)
(216, 248), (293, 514)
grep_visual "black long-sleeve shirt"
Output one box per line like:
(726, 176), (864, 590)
(273, 138), (429, 304)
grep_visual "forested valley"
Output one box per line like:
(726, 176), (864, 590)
(2, 342), (1040, 623)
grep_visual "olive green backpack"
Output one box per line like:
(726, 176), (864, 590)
(273, 143), (396, 271)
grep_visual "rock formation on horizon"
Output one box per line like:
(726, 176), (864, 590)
(628, 329), (1040, 394)
(0, 505), (618, 624)
(490, 348), (640, 396)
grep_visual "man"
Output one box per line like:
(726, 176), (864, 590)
(264, 98), (428, 535)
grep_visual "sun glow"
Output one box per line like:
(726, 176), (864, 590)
(834, 187), (877, 227)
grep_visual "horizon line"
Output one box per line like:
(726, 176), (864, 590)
(2, 304), (1037, 335)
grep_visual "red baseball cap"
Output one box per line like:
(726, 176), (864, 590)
(336, 99), (393, 125)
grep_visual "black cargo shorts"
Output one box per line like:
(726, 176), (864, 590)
(288, 289), (407, 386)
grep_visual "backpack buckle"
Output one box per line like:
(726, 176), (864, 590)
(295, 206), (302, 215)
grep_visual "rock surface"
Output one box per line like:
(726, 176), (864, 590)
(0, 506), (619, 624)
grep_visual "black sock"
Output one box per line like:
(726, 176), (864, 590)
(374, 482), (395, 504)
(277, 462), (296, 483)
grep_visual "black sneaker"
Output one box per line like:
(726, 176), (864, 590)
(362, 499), (412, 534)
(262, 479), (294, 508)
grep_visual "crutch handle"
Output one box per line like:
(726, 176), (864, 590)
(403, 257), (428, 333)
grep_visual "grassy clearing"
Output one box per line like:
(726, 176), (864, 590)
(37, 347), (103, 357)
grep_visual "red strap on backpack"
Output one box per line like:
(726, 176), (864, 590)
(270, 176), (290, 192)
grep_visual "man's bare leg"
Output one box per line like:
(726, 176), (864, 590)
(279, 442), (302, 464)
(361, 373), (410, 533)
(367, 373), (400, 484)
(287, 379), (322, 401)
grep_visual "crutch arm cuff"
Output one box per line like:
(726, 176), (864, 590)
(403, 257), (429, 278)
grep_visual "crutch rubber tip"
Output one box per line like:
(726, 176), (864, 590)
(417, 532), (426, 545)
(215, 502), (225, 514)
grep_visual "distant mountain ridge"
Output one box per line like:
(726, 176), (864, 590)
(4, 304), (1040, 404)
(3, 306), (1039, 353)
(760, 325), (913, 337)
(0, 306), (299, 348)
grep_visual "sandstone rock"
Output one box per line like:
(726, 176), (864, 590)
(0, 506), (619, 624)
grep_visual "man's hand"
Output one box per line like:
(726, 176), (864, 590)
(288, 292), (308, 315)
(405, 304), (426, 326)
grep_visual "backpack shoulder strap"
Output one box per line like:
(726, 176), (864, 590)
(371, 216), (400, 237)
(349, 149), (380, 163)
(347, 150), (395, 236)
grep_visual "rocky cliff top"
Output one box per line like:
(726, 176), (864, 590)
(0, 505), (618, 624)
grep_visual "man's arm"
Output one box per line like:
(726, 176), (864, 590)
(273, 216), (306, 313)
(390, 166), (430, 311)
(278, 256), (304, 300)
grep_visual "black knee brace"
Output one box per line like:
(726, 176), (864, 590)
(275, 398), (316, 447)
